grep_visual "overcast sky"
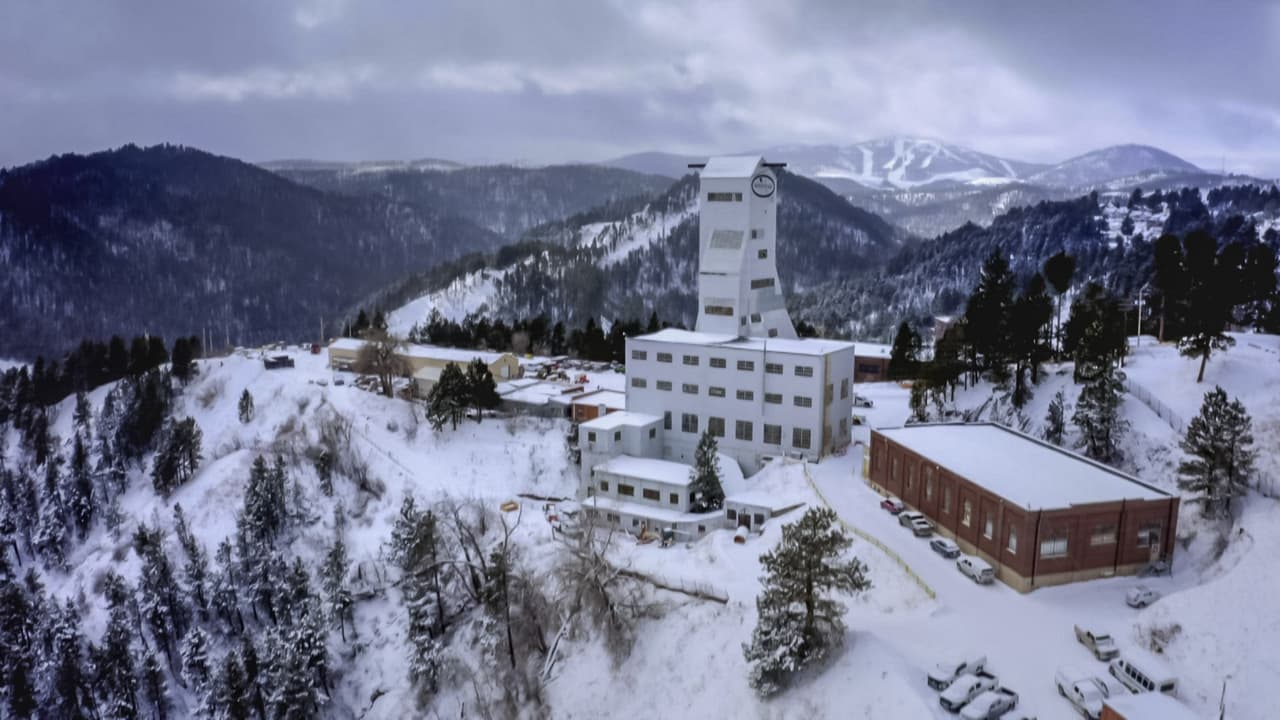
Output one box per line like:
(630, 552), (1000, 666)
(2, 1), (1278, 175)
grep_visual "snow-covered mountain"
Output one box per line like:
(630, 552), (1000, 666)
(757, 138), (1048, 188)
(1029, 144), (1202, 188)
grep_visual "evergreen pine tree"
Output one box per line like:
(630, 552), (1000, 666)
(181, 626), (212, 690)
(464, 358), (500, 423)
(1009, 273), (1054, 407)
(313, 451), (334, 497)
(963, 250), (1017, 378)
(321, 505), (354, 642)
(44, 599), (95, 718)
(687, 430), (725, 512)
(211, 538), (246, 635)
(94, 572), (141, 720)
(1043, 390), (1067, 446)
(1176, 230), (1237, 382)
(742, 508), (870, 697)
(1071, 368), (1129, 464)
(238, 389), (255, 424)
(1177, 386), (1256, 518)
(387, 497), (448, 695)
(425, 363), (468, 431)
(140, 651), (170, 720)
(173, 504), (211, 621)
(68, 433), (96, 539)
(240, 637), (268, 720)
(132, 522), (189, 672)
(212, 650), (252, 720)
(170, 337), (194, 384)
(151, 417), (202, 496)
(34, 457), (70, 569)
(887, 322), (921, 381)
(73, 390), (93, 434)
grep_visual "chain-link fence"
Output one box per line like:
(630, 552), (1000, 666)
(1125, 377), (1187, 435)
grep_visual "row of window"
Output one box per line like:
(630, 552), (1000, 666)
(585, 427), (658, 443)
(635, 350), (816, 377)
(635, 377), (816, 406)
(706, 192), (743, 202)
(663, 411), (813, 448)
(597, 479), (684, 506)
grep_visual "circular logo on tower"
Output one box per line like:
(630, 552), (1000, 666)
(751, 173), (776, 198)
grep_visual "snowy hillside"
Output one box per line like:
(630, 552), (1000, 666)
(761, 137), (1046, 188)
(1030, 145), (1201, 189)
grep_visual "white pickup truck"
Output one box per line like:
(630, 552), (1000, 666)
(960, 688), (1019, 720)
(940, 670), (999, 712)
(1074, 624), (1119, 661)
(928, 654), (988, 690)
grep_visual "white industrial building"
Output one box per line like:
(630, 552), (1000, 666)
(572, 155), (854, 539)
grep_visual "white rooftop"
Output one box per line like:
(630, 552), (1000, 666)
(699, 155), (764, 179)
(329, 338), (511, 365)
(579, 411), (661, 431)
(583, 495), (714, 525)
(594, 455), (694, 487)
(1103, 692), (1197, 720)
(573, 389), (627, 411)
(633, 328), (854, 356)
(876, 424), (1169, 510)
(854, 342), (892, 359)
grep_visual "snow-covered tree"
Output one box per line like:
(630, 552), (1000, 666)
(140, 651), (170, 720)
(91, 572), (141, 719)
(1178, 386), (1256, 518)
(238, 389), (254, 424)
(180, 626), (212, 690)
(151, 417), (202, 496)
(354, 329), (409, 398)
(465, 358), (501, 423)
(210, 650), (252, 720)
(67, 433), (95, 539)
(320, 505), (354, 642)
(688, 430), (725, 512)
(173, 503), (211, 621)
(426, 363), (468, 431)
(33, 458), (70, 569)
(73, 390), (93, 435)
(1072, 368), (1128, 464)
(1043, 389), (1067, 446)
(132, 522), (189, 672)
(743, 507), (870, 697)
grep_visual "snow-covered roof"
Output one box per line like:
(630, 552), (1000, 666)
(413, 365), (444, 382)
(1103, 693), (1197, 720)
(633, 328), (854, 356)
(582, 495), (716, 524)
(875, 423), (1170, 510)
(594, 455), (694, 487)
(853, 342), (892, 359)
(579, 411), (662, 431)
(328, 338), (511, 365)
(699, 155), (763, 179)
(572, 389), (627, 411)
(722, 458), (805, 511)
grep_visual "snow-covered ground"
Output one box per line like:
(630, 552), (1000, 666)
(14, 335), (1279, 718)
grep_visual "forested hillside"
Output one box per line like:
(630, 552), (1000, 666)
(0, 145), (508, 359)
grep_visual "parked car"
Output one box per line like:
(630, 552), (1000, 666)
(853, 394), (874, 408)
(957, 556), (995, 584)
(940, 670), (999, 712)
(931, 537), (961, 558)
(1055, 666), (1110, 719)
(960, 688), (1019, 720)
(1108, 650), (1177, 696)
(1073, 625), (1119, 661)
(927, 654), (988, 690)
(263, 355), (294, 370)
(899, 510), (926, 528)
(1125, 585), (1160, 608)
(880, 496), (906, 514)
(898, 511), (934, 537)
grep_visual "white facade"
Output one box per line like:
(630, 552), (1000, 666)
(693, 156), (795, 339)
(577, 411), (664, 484)
(625, 329), (855, 472)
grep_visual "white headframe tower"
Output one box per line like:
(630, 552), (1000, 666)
(691, 156), (796, 339)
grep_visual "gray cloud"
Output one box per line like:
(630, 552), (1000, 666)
(1, 0), (1278, 175)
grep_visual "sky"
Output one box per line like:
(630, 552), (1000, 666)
(2, 0), (1279, 175)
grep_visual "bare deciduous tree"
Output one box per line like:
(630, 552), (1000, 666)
(354, 330), (409, 397)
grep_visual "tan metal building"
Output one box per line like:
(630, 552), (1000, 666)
(327, 338), (520, 396)
(869, 423), (1179, 592)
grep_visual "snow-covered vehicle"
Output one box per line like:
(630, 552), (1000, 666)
(1125, 585), (1160, 608)
(898, 511), (934, 536)
(960, 688), (1019, 720)
(931, 537), (961, 558)
(880, 496), (906, 514)
(1055, 666), (1110, 719)
(853, 394), (874, 408)
(1073, 625), (1119, 661)
(928, 654), (988, 690)
(957, 556), (995, 584)
(940, 670), (999, 712)
(1108, 651), (1177, 696)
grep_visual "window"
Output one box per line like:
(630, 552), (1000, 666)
(768, 328), (778, 337)
(1040, 534), (1069, 558)
(632, 518), (639, 527)
(613, 431), (621, 442)
(631, 349), (647, 361)
(735, 420), (753, 441)
(631, 377), (647, 388)
(794, 365), (814, 378)
(765, 393), (782, 404)
(962, 499), (973, 527)
(599, 481), (609, 492)
(763, 424), (782, 445)
(703, 304), (733, 316)
(656, 380), (672, 391)
(750, 278), (776, 289)
(794, 396), (813, 408)
(607, 513), (619, 524)
(663, 411), (671, 430)
(765, 362), (783, 375)
(736, 389), (754, 401)
(753, 513), (765, 526)
(757, 248), (768, 259)
(587, 431), (596, 442)
(792, 428), (812, 449)
(942, 486), (952, 513)
(710, 229), (743, 249)
(710, 357), (727, 369)
(751, 313), (762, 323)
(618, 484), (635, 497)
(708, 417), (725, 437)
(669, 493), (679, 505)
(657, 352), (672, 363)
(709, 386), (726, 398)
(1090, 525), (1117, 546)
(750, 229), (762, 239)
(681, 413), (698, 433)
(841, 378), (850, 399)
(649, 428), (656, 439)
(682, 355), (699, 366)
(905, 466), (914, 493)
(642, 488), (660, 501)
(1007, 526), (1018, 554)
(1137, 522), (1162, 547)
(682, 383), (699, 395)
(737, 360), (755, 371)
(707, 192), (742, 202)
(839, 417), (848, 437)
(983, 515), (994, 540)
(925, 476), (934, 502)
(891, 458), (899, 481)
(726, 509), (738, 520)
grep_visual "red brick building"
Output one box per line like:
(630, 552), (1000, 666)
(869, 423), (1179, 592)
